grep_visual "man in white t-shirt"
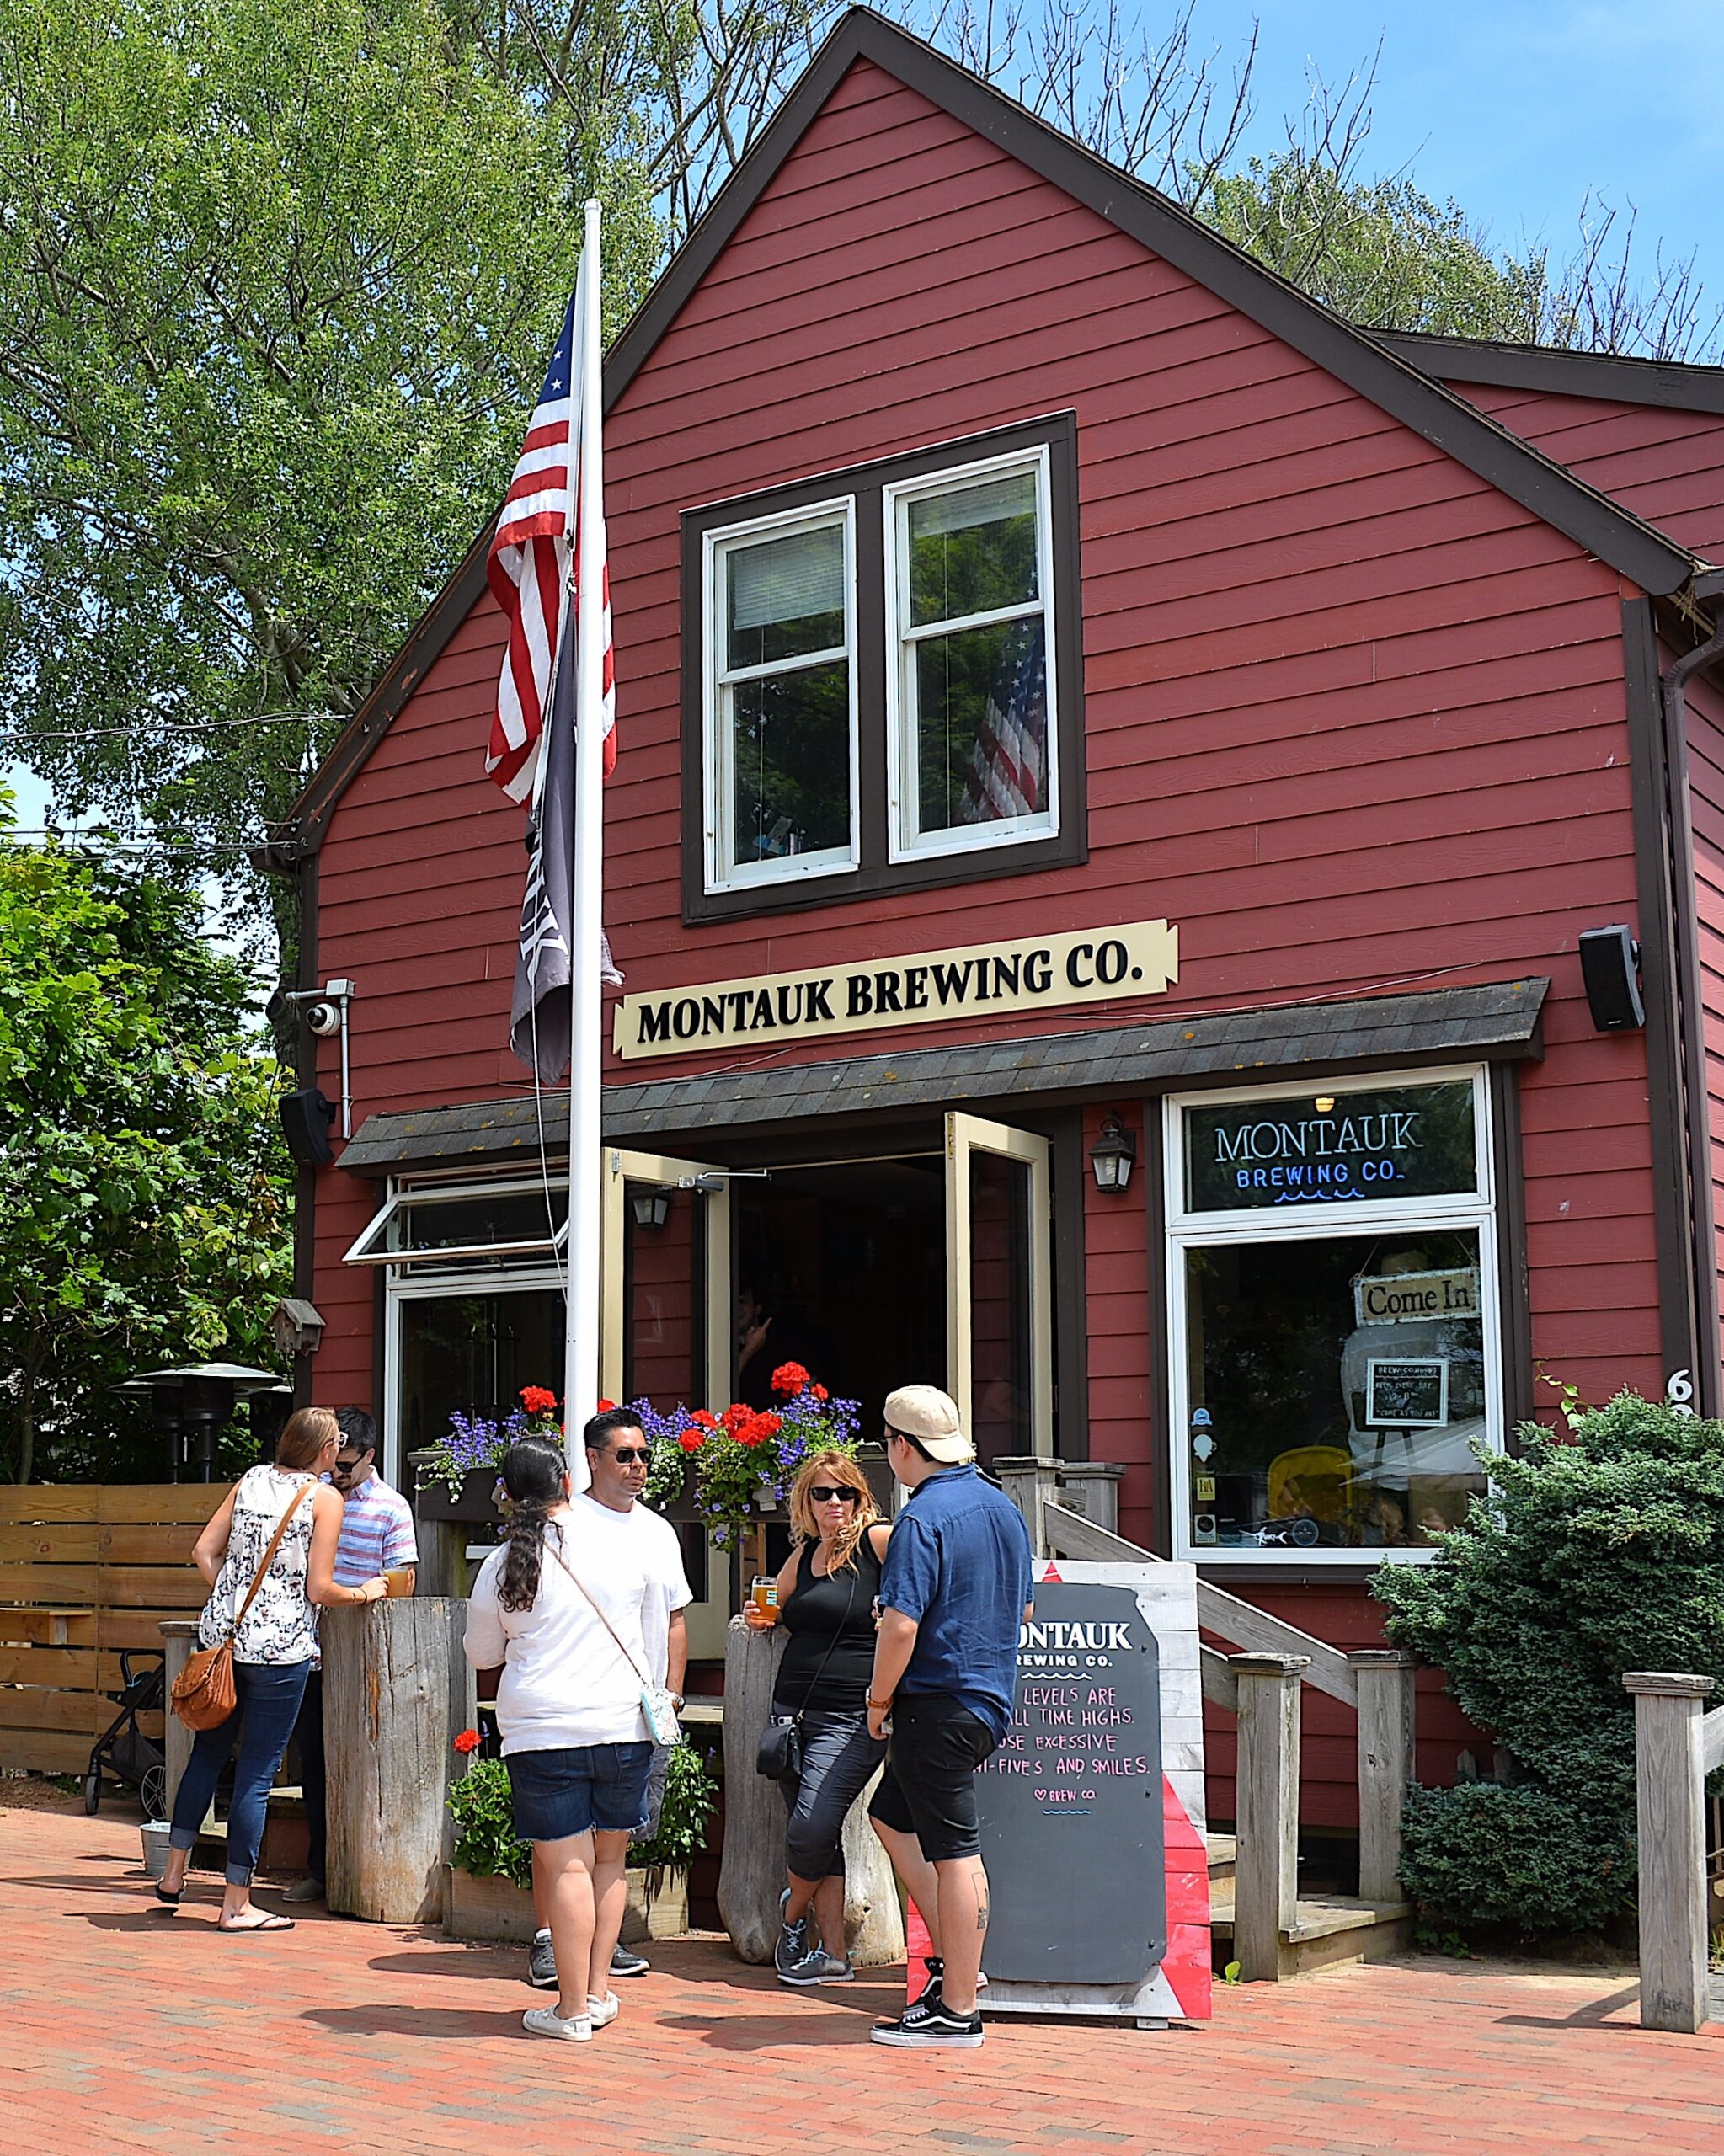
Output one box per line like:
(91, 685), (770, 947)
(466, 1407), (691, 2030)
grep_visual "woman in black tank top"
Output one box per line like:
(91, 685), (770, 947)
(745, 1450), (889, 1986)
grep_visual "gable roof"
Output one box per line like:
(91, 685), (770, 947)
(264, 6), (1709, 863)
(1373, 329), (1724, 416)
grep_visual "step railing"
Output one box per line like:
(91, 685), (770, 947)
(1623, 1672), (1724, 2032)
(996, 1458), (1415, 1979)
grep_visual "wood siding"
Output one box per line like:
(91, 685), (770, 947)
(1682, 666), (1724, 1369)
(308, 56), (1670, 1822)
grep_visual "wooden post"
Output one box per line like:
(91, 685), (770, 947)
(1232, 1652), (1307, 1983)
(995, 1456), (1059, 1556)
(1351, 1649), (1417, 1903)
(323, 1598), (471, 1924)
(1054, 1461), (1125, 1534)
(1624, 1671), (1716, 2034)
(414, 1517), (471, 1600)
(716, 1618), (903, 1967)
(158, 1620), (199, 1817)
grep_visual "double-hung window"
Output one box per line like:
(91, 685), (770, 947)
(684, 415), (1083, 921)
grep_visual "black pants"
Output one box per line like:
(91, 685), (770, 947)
(294, 1669), (328, 1881)
(778, 1709), (886, 1882)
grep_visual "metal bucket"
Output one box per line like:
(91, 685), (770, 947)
(140, 1819), (173, 1880)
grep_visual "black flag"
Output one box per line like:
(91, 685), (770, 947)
(510, 611), (618, 1082)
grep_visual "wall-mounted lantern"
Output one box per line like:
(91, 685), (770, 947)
(1088, 1113), (1137, 1193)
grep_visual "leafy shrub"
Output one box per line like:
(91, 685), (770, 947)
(1373, 1391), (1724, 1936)
(448, 1740), (720, 1892)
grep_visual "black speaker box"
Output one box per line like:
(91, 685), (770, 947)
(280, 1086), (337, 1167)
(1578, 924), (1644, 1033)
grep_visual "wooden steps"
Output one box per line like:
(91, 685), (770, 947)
(1208, 1881), (1413, 1977)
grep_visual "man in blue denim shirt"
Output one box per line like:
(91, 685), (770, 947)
(865, 1385), (1034, 2051)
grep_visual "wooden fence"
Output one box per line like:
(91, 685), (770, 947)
(0, 1485), (222, 1774)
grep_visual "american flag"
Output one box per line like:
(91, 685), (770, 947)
(960, 620), (1047, 825)
(485, 293), (616, 804)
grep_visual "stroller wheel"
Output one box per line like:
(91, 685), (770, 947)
(83, 1767), (102, 1816)
(141, 1764), (167, 1822)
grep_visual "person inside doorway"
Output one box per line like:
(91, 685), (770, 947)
(864, 1385), (1034, 2051)
(734, 1278), (826, 1409)
(464, 1412), (691, 2041)
(285, 1408), (418, 1904)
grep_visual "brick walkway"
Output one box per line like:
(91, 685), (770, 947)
(5, 1806), (1721, 2156)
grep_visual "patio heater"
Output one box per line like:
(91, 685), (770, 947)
(115, 1363), (285, 1481)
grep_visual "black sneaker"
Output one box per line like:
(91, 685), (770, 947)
(908, 1954), (987, 2007)
(611, 1944), (650, 1979)
(527, 1933), (557, 1989)
(870, 1999), (984, 2049)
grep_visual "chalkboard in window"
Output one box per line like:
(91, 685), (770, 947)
(1183, 1080), (1478, 1214)
(1364, 1358), (1449, 1428)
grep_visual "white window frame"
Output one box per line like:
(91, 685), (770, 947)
(884, 445), (1059, 864)
(383, 1262), (565, 1489)
(702, 495), (859, 894)
(344, 1174), (568, 1270)
(1162, 1064), (1502, 1569)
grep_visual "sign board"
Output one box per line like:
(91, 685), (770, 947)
(973, 1561), (1209, 2025)
(1183, 1080), (1477, 1212)
(1353, 1268), (1480, 1326)
(1364, 1357), (1449, 1428)
(611, 918), (1178, 1061)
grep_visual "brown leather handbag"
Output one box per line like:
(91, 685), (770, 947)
(172, 1482), (314, 1731)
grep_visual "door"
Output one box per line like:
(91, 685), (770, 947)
(945, 1112), (1054, 1465)
(600, 1148), (732, 1410)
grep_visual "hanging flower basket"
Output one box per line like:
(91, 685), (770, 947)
(632, 1364), (860, 1549)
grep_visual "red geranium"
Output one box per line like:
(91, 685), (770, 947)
(452, 1728), (483, 1755)
(720, 1401), (751, 1434)
(677, 1428), (705, 1454)
(691, 1409), (718, 1429)
(596, 1398), (616, 1412)
(519, 1386), (558, 1416)
(813, 1385), (829, 1402)
(771, 1361), (810, 1396)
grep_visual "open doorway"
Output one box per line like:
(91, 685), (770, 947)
(734, 1156), (947, 1441)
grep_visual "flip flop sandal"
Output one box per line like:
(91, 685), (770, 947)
(218, 1913), (295, 1933)
(153, 1884), (182, 1908)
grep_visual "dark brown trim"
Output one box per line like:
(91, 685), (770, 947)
(1141, 1088), (1174, 1560)
(679, 413), (1086, 923)
(1375, 329), (1724, 419)
(1049, 1113), (1090, 1464)
(264, 8), (1701, 856)
(1488, 1060), (1533, 1433)
(291, 852), (320, 1409)
(1622, 595), (1710, 1406)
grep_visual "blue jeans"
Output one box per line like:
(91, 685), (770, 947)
(169, 1659), (311, 1886)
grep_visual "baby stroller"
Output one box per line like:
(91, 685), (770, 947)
(85, 1650), (167, 1820)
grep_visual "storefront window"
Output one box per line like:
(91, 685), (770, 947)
(395, 1286), (563, 1463)
(1166, 1070), (1500, 1563)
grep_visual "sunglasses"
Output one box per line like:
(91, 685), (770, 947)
(808, 1485), (861, 1504)
(606, 1447), (652, 1466)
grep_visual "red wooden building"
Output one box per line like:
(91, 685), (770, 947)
(262, 11), (1724, 1834)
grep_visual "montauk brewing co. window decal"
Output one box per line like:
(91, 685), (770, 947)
(1182, 1081), (1477, 1213)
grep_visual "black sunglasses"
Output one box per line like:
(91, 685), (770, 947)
(606, 1446), (652, 1465)
(808, 1485), (861, 1504)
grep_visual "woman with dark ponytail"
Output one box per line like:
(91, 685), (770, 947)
(465, 1412), (691, 2046)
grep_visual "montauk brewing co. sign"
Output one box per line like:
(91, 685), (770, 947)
(612, 919), (1178, 1062)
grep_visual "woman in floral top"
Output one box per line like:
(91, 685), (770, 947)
(157, 1408), (389, 1932)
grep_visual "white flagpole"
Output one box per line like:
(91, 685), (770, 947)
(563, 198), (605, 1494)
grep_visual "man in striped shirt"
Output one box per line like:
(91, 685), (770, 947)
(284, 1408), (419, 1903)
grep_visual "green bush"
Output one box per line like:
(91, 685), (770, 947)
(448, 1740), (720, 1893)
(1373, 1391), (1724, 1936)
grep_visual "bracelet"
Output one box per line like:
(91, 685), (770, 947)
(867, 1694), (894, 1711)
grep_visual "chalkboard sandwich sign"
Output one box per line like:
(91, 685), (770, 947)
(973, 1561), (1209, 2026)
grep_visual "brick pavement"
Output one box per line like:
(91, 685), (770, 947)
(4, 1806), (1721, 2156)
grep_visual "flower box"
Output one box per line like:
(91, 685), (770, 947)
(443, 1863), (689, 1946)
(408, 1453), (502, 1525)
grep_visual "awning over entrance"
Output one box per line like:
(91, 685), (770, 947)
(338, 976), (1547, 1172)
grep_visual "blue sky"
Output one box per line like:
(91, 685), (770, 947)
(8, 2), (1721, 835)
(1203, 1), (1722, 307)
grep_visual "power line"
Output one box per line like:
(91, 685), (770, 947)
(1, 709), (334, 744)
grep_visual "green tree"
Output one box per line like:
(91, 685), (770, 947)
(1374, 1392), (1724, 1935)
(0, 787), (291, 1482)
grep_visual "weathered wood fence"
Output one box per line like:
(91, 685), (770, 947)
(0, 1486), (222, 1773)
(1625, 1672), (1724, 2033)
(996, 1457), (1415, 1982)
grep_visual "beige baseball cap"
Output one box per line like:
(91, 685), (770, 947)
(883, 1384), (975, 1465)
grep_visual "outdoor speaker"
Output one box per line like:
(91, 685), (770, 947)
(1578, 925), (1644, 1033)
(280, 1086), (337, 1167)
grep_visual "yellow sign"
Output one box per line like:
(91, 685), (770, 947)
(613, 919), (1180, 1062)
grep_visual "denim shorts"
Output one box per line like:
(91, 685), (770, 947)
(508, 1742), (654, 1842)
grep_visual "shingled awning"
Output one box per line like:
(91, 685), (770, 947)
(338, 976), (1547, 1173)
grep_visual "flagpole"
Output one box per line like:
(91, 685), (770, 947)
(564, 197), (605, 1492)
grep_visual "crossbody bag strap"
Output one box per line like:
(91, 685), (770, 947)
(227, 1480), (314, 1640)
(545, 1528), (654, 1690)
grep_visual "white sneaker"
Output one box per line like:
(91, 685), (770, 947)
(523, 2006), (592, 2041)
(586, 1990), (620, 2027)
